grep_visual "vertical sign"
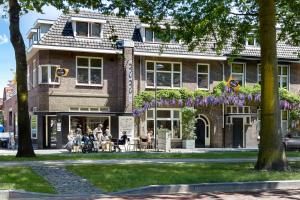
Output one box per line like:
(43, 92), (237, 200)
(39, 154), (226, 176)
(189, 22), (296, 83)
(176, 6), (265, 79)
(31, 115), (38, 139)
(126, 60), (133, 103)
(119, 116), (134, 140)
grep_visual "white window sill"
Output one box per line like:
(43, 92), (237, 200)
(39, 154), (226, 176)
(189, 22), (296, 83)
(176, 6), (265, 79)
(196, 88), (210, 91)
(143, 41), (181, 46)
(146, 86), (182, 90)
(39, 83), (60, 85)
(76, 84), (103, 87)
(75, 36), (102, 41)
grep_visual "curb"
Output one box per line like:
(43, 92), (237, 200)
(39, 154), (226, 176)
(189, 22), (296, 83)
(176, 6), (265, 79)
(0, 190), (107, 200)
(111, 180), (300, 195)
(2, 180), (300, 199)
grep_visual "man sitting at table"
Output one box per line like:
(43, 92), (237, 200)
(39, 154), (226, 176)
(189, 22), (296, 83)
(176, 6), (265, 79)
(100, 128), (114, 151)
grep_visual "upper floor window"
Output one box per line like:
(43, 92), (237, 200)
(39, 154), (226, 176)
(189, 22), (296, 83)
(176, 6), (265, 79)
(38, 65), (60, 84)
(76, 22), (101, 37)
(76, 57), (103, 86)
(197, 64), (210, 90)
(143, 27), (176, 43)
(231, 63), (246, 86)
(70, 17), (106, 39)
(244, 33), (258, 47)
(145, 28), (161, 42)
(257, 64), (289, 89)
(146, 61), (181, 88)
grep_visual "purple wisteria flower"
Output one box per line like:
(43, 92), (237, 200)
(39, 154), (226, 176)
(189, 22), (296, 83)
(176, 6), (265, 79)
(178, 99), (183, 107)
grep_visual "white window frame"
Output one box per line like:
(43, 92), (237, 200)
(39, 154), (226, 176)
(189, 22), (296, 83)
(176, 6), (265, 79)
(38, 65), (60, 85)
(32, 60), (37, 88)
(31, 115), (38, 139)
(76, 56), (103, 86)
(69, 107), (110, 112)
(231, 62), (246, 86)
(197, 63), (210, 90)
(73, 20), (103, 39)
(145, 60), (182, 89)
(245, 33), (258, 47)
(257, 64), (290, 90)
(256, 109), (289, 135)
(27, 65), (31, 91)
(146, 108), (182, 139)
(281, 110), (289, 135)
(141, 27), (176, 43)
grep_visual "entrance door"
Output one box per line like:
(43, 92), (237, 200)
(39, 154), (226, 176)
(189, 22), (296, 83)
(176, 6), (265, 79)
(232, 118), (244, 148)
(47, 116), (57, 148)
(195, 119), (205, 148)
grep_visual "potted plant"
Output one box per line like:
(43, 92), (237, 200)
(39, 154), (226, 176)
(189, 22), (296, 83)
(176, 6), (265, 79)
(181, 107), (197, 149)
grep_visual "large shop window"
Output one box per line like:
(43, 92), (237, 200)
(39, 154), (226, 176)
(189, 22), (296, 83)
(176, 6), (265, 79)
(146, 109), (181, 139)
(146, 61), (181, 88)
(76, 57), (103, 86)
(231, 63), (245, 86)
(38, 65), (60, 84)
(257, 64), (289, 89)
(76, 22), (101, 38)
(197, 64), (210, 90)
(70, 116), (110, 135)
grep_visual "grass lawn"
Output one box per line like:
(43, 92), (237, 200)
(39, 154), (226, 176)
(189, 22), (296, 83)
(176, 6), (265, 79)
(67, 162), (300, 193)
(0, 167), (55, 193)
(0, 151), (300, 161)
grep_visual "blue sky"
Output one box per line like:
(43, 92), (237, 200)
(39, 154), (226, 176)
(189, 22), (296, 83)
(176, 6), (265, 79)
(0, 5), (61, 97)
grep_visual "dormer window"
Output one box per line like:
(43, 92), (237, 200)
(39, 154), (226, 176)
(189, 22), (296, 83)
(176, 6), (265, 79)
(244, 33), (258, 47)
(27, 20), (54, 47)
(139, 24), (176, 43)
(71, 17), (106, 39)
(76, 22), (101, 37)
(145, 28), (162, 42)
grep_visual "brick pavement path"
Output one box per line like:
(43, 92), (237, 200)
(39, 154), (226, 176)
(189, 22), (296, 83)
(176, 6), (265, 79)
(31, 166), (102, 195)
(9, 189), (300, 200)
(95, 190), (300, 200)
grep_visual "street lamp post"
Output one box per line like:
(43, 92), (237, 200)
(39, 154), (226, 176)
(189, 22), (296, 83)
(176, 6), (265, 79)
(154, 63), (164, 151)
(154, 82), (157, 151)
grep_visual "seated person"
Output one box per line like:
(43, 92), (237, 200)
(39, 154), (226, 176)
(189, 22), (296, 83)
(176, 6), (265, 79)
(118, 131), (129, 145)
(100, 128), (114, 151)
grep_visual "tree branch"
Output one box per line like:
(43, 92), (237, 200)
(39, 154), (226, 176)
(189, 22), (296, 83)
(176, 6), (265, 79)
(229, 12), (258, 16)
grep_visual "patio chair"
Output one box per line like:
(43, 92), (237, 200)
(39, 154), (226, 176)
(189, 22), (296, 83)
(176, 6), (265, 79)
(139, 136), (149, 151)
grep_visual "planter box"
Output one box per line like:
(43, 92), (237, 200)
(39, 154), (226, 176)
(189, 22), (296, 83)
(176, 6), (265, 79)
(157, 131), (172, 152)
(182, 140), (195, 149)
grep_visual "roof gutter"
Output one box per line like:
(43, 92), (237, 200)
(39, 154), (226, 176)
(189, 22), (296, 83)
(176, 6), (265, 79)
(134, 51), (227, 61)
(27, 44), (123, 61)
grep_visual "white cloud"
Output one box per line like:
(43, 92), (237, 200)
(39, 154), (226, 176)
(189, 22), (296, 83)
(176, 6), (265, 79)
(0, 34), (8, 45)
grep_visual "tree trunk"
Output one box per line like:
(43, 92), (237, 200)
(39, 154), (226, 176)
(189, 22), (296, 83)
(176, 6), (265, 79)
(9, 0), (35, 157)
(255, 0), (287, 170)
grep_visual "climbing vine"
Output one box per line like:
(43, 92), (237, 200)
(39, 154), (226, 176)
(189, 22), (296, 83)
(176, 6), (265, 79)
(133, 81), (300, 118)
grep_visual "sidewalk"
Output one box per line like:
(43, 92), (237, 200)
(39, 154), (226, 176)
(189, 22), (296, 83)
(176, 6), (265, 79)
(0, 148), (258, 155)
(1, 157), (300, 167)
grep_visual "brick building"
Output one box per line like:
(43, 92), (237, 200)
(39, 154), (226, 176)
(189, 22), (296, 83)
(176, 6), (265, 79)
(2, 81), (17, 134)
(5, 11), (299, 149)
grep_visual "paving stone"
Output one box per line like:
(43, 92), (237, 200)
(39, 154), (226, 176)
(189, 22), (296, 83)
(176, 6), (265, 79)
(31, 166), (102, 195)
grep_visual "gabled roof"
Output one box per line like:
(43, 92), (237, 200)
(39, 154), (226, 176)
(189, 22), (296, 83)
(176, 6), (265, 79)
(31, 10), (300, 60)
